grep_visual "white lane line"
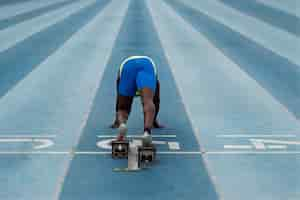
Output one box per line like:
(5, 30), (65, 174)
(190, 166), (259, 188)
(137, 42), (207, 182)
(182, 0), (300, 66)
(257, 0), (300, 18)
(217, 134), (297, 138)
(0, 135), (56, 138)
(267, 145), (287, 149)
(1, 151), (300, 155)
(224, 145), (252, 149)
(206, 151), (300, 155)
(0, 0), (96, 53)
(97, 134), (177, 138)
(0, 0), (67, 20)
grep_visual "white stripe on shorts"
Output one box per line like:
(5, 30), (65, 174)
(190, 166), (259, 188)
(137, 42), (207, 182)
(119, 56), (157, 77)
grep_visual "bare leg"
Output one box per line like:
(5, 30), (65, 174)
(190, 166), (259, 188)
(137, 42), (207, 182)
(111, 78), (134, 128)
(117, 110), (129, 125)
(116, 95), (133, 140)
(141, 88), (155, 132)
(117, 95), (133, 122)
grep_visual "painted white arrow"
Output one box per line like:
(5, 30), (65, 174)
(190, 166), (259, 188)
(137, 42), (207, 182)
(96, 139), (181, 150)
(96, 139), (113, 149)
(0, 138), (54, 149)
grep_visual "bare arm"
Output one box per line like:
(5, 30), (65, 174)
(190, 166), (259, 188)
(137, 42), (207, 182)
(110, 76), (133, 128)
(153, 80), (160, 121)
(153, 80), (164, 128)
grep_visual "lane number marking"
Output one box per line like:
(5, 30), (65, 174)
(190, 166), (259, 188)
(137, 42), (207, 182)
(0, 138), (54, 149)
(96, 134), (181, 150)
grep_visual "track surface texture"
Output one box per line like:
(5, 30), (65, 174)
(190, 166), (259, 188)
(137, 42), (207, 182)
(0, 0), (299, 200)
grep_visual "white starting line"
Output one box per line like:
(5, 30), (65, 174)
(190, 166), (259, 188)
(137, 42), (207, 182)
(97, 134), (177, 138)
(0, 134), (299, 152)
(1, 151), (300, 155)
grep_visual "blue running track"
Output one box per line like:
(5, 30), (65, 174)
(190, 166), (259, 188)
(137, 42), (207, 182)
(0, 0), (299, 199)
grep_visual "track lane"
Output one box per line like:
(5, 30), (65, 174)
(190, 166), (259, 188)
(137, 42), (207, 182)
(0, 0), (79, 31)
(0, 1), (127, 199)
(150, 1), (300, 199)
(165, 0), (300, 119)
(59, 0), (218, 199)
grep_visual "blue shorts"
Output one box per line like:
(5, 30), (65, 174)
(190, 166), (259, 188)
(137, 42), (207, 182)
(118, 56), (157, 97)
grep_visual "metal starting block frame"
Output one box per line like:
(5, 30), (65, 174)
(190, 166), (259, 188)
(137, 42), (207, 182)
(138, 144), (156, 168)
(112, 139), (156, 172)
(111, 140), (129, 159)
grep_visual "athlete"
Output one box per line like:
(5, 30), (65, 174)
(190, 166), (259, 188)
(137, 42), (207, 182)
(110, 56), (163, 146)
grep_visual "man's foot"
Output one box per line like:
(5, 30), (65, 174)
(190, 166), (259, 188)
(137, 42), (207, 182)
(117, 123), (127, 140)
(116, 134), (125, 141)
(110, 120), (120, 128)
(142, 131), (152, 146)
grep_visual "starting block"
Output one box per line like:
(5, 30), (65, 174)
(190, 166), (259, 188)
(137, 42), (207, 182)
(138, 144), (156, 167)
(111, 140), (129, 159)
(112, 139), (156, 172)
